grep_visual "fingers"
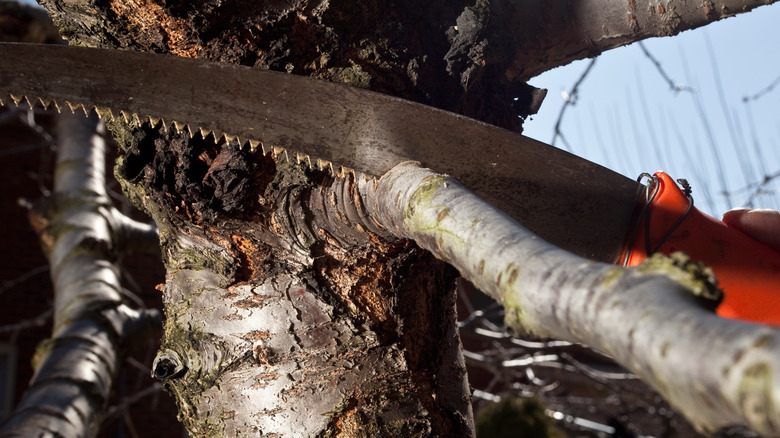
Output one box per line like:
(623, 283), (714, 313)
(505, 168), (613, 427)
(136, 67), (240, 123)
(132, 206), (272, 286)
(722, 208), (780, 253)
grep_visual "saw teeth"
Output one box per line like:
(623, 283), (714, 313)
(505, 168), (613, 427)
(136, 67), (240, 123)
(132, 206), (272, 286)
(147, 116), (161, 127)
(8, 93), (24, 106)
(272, 146), (289, 162)
(171, 120), (185, 133)
(46, 98), (62, 113)
(93, 106), (114, 121)
(65, 101), (89, 115)
(22, 96), (35, 110)
(247, 139), (261, 154)
(293, 152), (306, 165)
(37, 97), (54, 110)
(316, 158), (334, 173)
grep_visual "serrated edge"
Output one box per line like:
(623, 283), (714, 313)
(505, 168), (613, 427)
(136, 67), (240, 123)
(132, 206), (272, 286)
(2, 92), (363, 178)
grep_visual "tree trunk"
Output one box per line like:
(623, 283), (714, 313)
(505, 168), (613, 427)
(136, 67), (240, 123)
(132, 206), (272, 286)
(109, 122), (474, 435)
(30, 0), (780, 436)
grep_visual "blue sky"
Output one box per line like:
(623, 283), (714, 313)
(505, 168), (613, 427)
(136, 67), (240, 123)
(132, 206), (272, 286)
(524, 3), (780, 216)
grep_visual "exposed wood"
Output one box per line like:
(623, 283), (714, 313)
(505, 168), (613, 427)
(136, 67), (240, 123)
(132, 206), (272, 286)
(14, 0), (780, 436)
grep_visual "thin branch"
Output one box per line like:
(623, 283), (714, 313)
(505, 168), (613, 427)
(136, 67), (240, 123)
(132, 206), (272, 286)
(637, 41), (694, 94)
(705, 33), (754, 193)
(102, 383), (164, 422)
(551, 58), (597, 151)
(109, 209), (159, 255)
(0, 308), (52, 334)
(0, 265), (48, 296)
(723, 170), (780, 207)
(743, 74), (780, 102)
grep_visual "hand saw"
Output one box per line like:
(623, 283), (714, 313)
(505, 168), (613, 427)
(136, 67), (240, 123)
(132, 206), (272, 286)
(1, 42), (778, 325)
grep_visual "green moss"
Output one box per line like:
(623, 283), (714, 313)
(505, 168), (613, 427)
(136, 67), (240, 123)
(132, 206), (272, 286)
(319, 61), (372, 89)
(405, 175), (459, 237)
(104, 112), (145, 155)
(31, 338), (55, 371)
(637, 252), (722, 303)
(406, 176), (450, 216)
(475, 396), (566, 438)
(158, 322), (234, 437)
(166, 244), (237, 280)
(600, 266), (624, 288)
(737, 362), (776, 434)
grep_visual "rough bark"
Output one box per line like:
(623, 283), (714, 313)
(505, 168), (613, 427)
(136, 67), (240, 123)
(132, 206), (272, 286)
(109, 123), (474, 436)
(22, 0), (780, 436)
(367, 161), (780, 436)
(0, 112), (159, 437)
(501, 0), (780, 81)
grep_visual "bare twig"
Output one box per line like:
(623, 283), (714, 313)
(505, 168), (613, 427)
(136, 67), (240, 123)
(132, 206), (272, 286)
(0, 308), (52, 334)
(0, 265), (48, 296)
(637, 41), (694, 94)
(705, 33), (754, 192)
(679, 45), (733, 209)
(103, 383), (164, 422)
(723, 170), (780, 207)
(743, 74), (780, 102)
(551, 58), (597, 151)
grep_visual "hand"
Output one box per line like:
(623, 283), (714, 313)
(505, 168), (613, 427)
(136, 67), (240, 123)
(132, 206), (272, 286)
(722, 208), (780, 253)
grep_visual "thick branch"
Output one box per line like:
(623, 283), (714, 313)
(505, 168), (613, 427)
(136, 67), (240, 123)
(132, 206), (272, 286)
(503, 0), (780, 80)
(366, 161), (780, 435)
(0, 112), (159, 438)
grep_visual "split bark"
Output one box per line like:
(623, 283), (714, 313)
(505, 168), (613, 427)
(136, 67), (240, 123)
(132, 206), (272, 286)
(365, 161), (780, 436)
(18, 0), (780, 436)
(111, 127), (474, 436)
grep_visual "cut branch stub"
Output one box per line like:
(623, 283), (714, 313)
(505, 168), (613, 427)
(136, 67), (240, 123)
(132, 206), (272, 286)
(152, 349), (187, 381)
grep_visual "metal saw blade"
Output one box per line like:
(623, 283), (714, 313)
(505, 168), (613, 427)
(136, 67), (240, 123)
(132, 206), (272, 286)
(0, 42), (643, 263)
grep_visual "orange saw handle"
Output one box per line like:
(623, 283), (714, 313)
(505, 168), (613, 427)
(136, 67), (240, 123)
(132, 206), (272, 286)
(621, 171), (780, 326)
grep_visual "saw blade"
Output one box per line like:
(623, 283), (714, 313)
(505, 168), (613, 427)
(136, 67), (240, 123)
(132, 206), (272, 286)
(0, 42), (643, 263)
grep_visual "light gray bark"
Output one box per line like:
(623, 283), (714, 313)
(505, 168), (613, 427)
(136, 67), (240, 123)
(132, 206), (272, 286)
(364, 161), (780, 436)
(7, 0), (779, 436)
(137, 157), (474, 436)
(0, 112), (159, 438)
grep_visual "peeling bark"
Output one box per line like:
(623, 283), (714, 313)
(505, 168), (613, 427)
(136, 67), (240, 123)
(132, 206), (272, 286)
(20, 0), (780, 436)
(111, 125), (474, 435)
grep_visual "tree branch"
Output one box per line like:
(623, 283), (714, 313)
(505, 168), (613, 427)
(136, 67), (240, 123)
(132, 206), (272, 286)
(365, 161), (780, 435)
(108, 209), (159, 255)
(502, 0), (780, 81)
(0, 111), (160, 438)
